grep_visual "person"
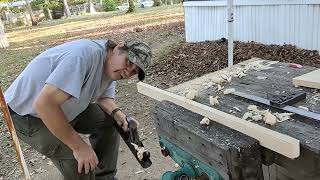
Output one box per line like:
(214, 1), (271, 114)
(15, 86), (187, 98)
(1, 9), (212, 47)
(4, 39), (152, 180)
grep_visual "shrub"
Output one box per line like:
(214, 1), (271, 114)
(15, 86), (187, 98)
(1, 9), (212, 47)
(9, 6), (25, 13)
(31, 0), (45, 10)
(103, 0), (116, 11)
(69, 0), (87, 6)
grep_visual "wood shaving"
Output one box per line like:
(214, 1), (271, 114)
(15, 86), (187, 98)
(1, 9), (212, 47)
(209, 96), (219, 106)
(242, 112), (253, 120)
(217, 84), (223, 91)
(242, 103), (292, 125)
(247, 105), (259, 112)
(185, 90), (198, 100)
(223, 88), (235, 95)
(207, 82), (215, 87)
(264, 111), (277, 126)
(233, 106), (241, 112)
(200, 117), (210, 125)
(275, 113), (294, 122)
(238, 72), (248, 78)
(221, 74), (232, 82)
(135, 170), (144, 174)
(211, 77), (224, 84)
(131, 143), (147, 161)
(252, 115), (263, 121)
(221, 74), (229, 80)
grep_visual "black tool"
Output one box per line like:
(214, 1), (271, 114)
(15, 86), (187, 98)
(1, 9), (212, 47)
(268, 91), (306, 108)
(115, 116), (152, 168)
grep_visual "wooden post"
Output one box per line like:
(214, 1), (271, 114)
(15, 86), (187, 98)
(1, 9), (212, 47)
(0, 85), (31, 180)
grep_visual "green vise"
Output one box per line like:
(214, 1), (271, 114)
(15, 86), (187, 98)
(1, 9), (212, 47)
(160, 137), (223, 180)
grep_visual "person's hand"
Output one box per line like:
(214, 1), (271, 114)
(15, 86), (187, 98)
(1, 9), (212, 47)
(73, 142), (99, 174)
(114, 111), (128, 131)
(114, 112), (139, 132)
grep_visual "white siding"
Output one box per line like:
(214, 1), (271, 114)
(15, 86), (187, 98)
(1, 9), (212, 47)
(184, 0), (320, 51)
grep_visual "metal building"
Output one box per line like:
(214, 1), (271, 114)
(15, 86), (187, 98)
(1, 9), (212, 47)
(184, 0), (320, 51)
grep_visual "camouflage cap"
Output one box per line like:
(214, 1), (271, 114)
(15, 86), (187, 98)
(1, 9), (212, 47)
(124, 40), (152, 81)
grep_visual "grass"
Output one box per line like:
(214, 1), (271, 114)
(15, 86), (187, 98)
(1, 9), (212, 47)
(0, 4), (184, 89)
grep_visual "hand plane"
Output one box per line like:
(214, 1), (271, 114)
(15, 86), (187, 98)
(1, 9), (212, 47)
(114, 116), (152, 168)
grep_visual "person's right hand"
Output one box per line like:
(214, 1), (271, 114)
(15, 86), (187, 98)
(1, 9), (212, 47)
(73, 142), (99, 174)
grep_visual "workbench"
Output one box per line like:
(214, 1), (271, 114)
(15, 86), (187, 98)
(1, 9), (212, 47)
(153, 58), (320, 180)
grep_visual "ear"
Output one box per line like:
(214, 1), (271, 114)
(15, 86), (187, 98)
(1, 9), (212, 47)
(113, 42), (125, 53)
(118, 42), (125, 47)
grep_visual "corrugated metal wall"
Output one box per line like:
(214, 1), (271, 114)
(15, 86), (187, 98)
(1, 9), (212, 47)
(184, 0), (320, 51)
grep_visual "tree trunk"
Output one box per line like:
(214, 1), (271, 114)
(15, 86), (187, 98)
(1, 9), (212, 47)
(100, 0), (103, 6)
(127, 0), (135, 13)
(170, 0), (173, 5)
(63, 0), (71, 17)
(88, 0), (96, 13)
(45, 0), (53, 20)
(24, 0), (38, 26)
(23, 13), (31, 26)
(154, 0), (161, 6)
(47, 7), (53, 20)
(0, 19), (9, 48)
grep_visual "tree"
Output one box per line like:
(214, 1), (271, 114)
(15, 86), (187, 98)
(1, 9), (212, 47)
(127, 0), (134, 13)
(0, 18), (9, 48)
(88, 0), (96, 13)
(31, 0), (53, 20)
(45, 0), (53, 20)
(62, 0), (71, 17)
(24, 0), (38, 25)
(154, 0), (161, 6)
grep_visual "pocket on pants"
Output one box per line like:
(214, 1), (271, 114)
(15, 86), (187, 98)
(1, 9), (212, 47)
(26, 115), (45, 137)
(22, 115), (61, 158)
(11, 114), (30, 137)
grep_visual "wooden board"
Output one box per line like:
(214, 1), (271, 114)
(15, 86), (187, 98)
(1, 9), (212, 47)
(293, 69), (320, 89)
(137, 82), (300, 159)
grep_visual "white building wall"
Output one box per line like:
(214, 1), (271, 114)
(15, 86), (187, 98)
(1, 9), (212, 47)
(184, 0), (320, 51)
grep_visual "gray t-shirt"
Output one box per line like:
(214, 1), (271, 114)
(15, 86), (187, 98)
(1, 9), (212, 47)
(5, 39), (116, 122)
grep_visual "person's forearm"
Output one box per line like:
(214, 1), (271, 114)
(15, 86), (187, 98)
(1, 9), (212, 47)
(33, 100), (85, 151)
(98, 97), (126, 121)
(98, 98), (118, 115)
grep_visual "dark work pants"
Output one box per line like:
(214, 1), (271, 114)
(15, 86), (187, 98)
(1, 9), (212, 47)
(10, 104), (120, 180)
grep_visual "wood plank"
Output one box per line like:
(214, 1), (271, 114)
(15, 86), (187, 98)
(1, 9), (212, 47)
(293, 69), (320, 89)
(137, 82), (300, 159)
